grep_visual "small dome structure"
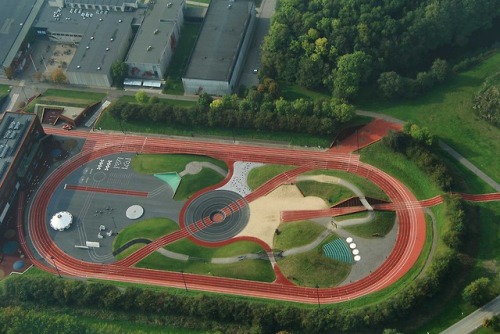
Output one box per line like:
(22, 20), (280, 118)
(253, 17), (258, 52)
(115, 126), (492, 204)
(50, 211), (73, 231)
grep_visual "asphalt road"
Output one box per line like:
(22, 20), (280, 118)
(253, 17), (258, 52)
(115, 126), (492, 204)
(440, 295), (500, 334)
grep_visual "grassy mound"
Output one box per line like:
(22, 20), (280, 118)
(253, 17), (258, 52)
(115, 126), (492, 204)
(113, 217), (179, 260)
(296, 180), (355, 206)
(273, 220), (325, 250)
(247, 164), (295, 190)
(278, 235), (351, 288)
(342, 211), (397, 238)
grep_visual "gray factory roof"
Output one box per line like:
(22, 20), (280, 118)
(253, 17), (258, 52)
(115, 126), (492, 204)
(0, 113), (36, 187)
(125, 0), (184, 65)
(183, 0), (253, 82)
(66, 14), (134, 74)
(1, 0), (42, 68)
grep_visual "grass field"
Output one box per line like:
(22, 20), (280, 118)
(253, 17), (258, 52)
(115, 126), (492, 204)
(24, 88), (105, 114)
(343, 211), (396, 238)
(117, 95), (196, 107)
(296, 180), (356, 206)
(277, 234), (351, 288)
(247, 164), (296, 190)
(302, 169), (390, 201)
(163, 23), (202, 94)
(357, 52), (500, 183)
(137, 240), (275, 282)
(112, 217), (179, 256)
(132, 154), (227, 174)
(131, 154), (227, 199)
(360, 142), (442, 200)
(274, 220), (326, 250)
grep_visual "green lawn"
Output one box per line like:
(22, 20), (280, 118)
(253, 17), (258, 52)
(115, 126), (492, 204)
(163, 23), (202, 94)
(24, 88), (106, 114)
(137, 240), (275, 282)
(0, 84), (10, 97)
(296, 180), (356, 206)
(280, 82), (330, 101)
(131, 154), (227, 200)
(247, 164), (296, 190)
(112, 217), (179, 253)
(302, 170), (390, 201)
(274, 220), (326, 250)
(343, 211), (396, 238)
(117, 95), (196, 107)
(360, 142), (442, 200)
(357, 52), (500, 183)
(131, 154), (227, 173)
(175, 168), (225, 200)
(277, 234), (351, 288)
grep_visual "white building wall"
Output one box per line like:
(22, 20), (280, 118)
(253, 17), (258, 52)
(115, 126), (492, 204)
(182, 78), (230, 96)
(67, 71), (111, 87)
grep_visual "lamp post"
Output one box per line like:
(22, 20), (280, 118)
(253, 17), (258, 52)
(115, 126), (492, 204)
(50, 256), (61, 278)
(180, 270), (188, 292)
(316, 284), (320, 308)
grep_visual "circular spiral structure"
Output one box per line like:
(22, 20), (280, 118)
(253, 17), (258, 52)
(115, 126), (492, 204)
(183, 190), (250, 243)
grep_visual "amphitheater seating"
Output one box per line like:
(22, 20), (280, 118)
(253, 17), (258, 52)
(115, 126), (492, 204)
(323, 239), (354, 264)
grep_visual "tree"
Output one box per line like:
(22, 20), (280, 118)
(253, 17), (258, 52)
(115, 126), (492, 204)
(198, 92), (213, 108)
(3, 66), (14, 79)
(403, 122), (434, 146)
(110, 60), (128, 87)
(332, 51), (372, 99)
(51, 68), (67, 83)
(135, 91), (149, 104)
(473, 72), (499, 127)
(378, 72), (406, 99)
(463, 277), (492, 306)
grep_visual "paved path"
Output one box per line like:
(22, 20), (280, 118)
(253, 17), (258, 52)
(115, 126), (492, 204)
(440, 295), (500, 334)
(356, 110), (500, 191)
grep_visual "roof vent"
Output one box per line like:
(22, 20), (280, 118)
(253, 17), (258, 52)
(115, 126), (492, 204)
(99, 18), (103, 21)
(90, 36), (94, 40)
(86, 46), (90, 49)
(77, 65), (81, 69)
(106, 47), (110, 51)
(97, 66), (101, 70)
(110, 38), (114, 41)
(167, 2), (172, 8)
(118, 19), (122, 23)
(147, 45), (152, 51)
(154, 29), (158, 34)
(228, 4), (232, 8)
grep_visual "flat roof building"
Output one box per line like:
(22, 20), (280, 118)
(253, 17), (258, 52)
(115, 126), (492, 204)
(1, 0), (44, 77)
(0, 113), (49, 225)
(125, 0), (185, 81)
(33, 2), (140, 87)
(182, 0), (256, 96)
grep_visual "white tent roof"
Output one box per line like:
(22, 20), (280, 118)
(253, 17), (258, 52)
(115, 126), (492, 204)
(50, 211), (73, 231)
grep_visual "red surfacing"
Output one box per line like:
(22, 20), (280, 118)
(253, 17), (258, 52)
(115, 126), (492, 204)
(329, 118), (403, 154)
(22, 131), (430, 304)
(65, 185), (149, 197)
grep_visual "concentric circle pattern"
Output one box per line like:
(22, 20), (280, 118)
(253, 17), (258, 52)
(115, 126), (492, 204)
(184, 190), (249, 243)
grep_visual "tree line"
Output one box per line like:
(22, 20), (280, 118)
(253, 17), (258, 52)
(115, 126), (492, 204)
(109, 83), (355, 137)
(262, 0), (499, 99)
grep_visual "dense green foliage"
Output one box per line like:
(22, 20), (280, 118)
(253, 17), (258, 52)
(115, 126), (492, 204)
(107, 81), (355, 137)
(262, 0), (499, 99)
(110, 60), (128, 88)
(382, 130), (452, 189)
(473, 71), (499, 126)
(462, 277), (493, 306)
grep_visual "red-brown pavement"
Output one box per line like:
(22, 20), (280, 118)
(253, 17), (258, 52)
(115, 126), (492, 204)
(24, 123), (496, 304)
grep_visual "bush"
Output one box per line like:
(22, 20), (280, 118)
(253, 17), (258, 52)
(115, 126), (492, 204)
(462, 277), (492, 306)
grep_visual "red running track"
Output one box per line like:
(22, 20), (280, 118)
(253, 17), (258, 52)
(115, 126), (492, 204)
(64, 185), (149, 197)
(24, 130), (429, 304)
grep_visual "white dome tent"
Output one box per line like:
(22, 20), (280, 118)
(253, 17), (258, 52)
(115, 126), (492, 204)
(50, 211), (73, 231)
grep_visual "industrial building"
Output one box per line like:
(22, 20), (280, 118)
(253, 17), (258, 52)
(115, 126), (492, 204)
(0, 113), (49, 225)
(182, 0), (256, 96)
(125, 0), (185, 82)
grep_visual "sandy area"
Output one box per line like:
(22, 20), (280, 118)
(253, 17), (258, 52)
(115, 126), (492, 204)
(237, 184), (328, 246)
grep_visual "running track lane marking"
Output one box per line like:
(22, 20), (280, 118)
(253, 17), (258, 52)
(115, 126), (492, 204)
(65, 185), (149, 197)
